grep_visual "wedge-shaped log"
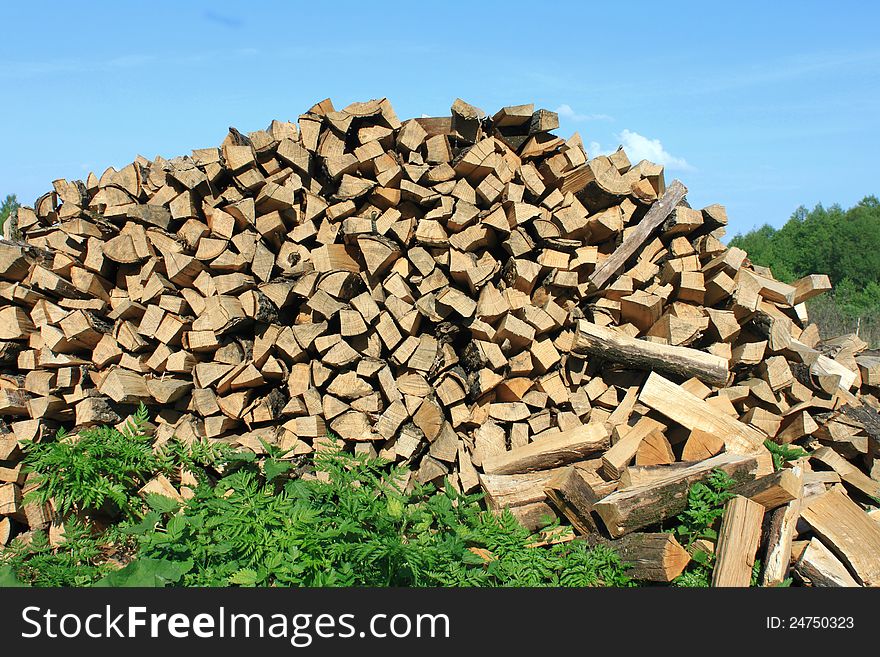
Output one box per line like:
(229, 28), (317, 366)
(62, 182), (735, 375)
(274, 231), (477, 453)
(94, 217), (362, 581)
(544, 467), (601, 534)
(794, 538), (860, 587)
(572, 320), (728, 386)
(639, 372), (770, 465)
(731, 468), (801, 510)
(585, 533), (691, 583)
(800, 487), (880, 587)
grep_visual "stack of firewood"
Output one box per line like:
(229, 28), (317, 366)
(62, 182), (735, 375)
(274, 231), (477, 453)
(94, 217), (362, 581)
(1, 97), (878, 585)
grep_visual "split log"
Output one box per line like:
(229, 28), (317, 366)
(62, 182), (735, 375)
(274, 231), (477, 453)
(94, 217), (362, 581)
(711, 495), (765, 587)
(543, 467), (600, 534)
(639, 372), (770, 465)
(584, 533), (691, 583)
(731, 468), (801, 510)
(810, 446), (880, 500)
(800, 487), (880, 587)
(762, 466), (804, 587)
(794, 538), (860, 587)
(482, 423), (610, 475)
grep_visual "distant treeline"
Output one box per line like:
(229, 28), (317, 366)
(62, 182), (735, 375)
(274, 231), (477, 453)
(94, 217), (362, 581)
(729, 196), (880, 344)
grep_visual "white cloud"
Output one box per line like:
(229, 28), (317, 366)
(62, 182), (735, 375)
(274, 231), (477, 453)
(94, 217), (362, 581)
(589, 131), (693, 171)
(617, 129), (693, 171)
(555, 104), (614, 122)
(588, 140), (613, 157)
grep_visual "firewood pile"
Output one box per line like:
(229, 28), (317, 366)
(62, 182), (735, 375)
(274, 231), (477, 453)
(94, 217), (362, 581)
(1, 97), (879, 586)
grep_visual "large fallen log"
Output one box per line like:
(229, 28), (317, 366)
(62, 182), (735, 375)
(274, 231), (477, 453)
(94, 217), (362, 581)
(571, 320), (729, 386)
(593, 452), (758, 538)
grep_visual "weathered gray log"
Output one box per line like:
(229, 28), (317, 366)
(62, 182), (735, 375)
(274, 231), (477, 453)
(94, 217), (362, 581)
(593, 452), (758, 538)
(588, 180), (687, 290)
(571, 320), (729, 386)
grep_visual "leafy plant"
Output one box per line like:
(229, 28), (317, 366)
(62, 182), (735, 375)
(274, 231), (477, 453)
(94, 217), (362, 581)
(125, 448), (633, 588)
(764, 439), (808, 472)
(671, 469), (736, 587)
(22, 404), (161, 518)
(10, 416), (632, 588)
(0, 518), (113, 586)
(673, 469), (736, 547)
(21, 404), (237, 520)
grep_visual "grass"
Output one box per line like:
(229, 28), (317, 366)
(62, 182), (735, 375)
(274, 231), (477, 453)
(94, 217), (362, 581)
(807, 294), (880, 348)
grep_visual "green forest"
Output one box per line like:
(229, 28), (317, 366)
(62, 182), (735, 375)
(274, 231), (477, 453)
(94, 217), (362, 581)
(729, 196), (880, 345)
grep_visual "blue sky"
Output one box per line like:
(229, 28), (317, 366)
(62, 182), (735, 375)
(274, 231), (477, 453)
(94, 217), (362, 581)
(1, 1), (878, 238)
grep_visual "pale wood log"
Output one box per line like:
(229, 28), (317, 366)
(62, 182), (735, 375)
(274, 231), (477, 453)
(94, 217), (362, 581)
(800, 487), (880, 586)
(810, 446), (880, 500)
(762, 466), (803, 586)
(480, 469), (558, 511)
(791, 274), (832, 305)
(681, 429), (724, 461)
(635, 429), (675, 466)
(794, 538), (860, 587)
(601, 417), (666, 479)
(639, 372), (770, 464)
(712, 495), (765, 587)
(482, 422), (610, 475)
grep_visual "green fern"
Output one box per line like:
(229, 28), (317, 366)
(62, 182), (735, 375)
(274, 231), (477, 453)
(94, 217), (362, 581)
(671, 469), (737, 587)
(0, 518), (112, 586)
(22, 403), (232, 518)
(15, 418), (632, 588)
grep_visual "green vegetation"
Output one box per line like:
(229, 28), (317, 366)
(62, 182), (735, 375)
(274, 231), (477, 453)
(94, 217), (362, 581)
(670, 469), (736, 587)
(2, 409), (632, 588)
(763, 439), (808, 472)
(0, 194), (19, 235)
(22, 404), (230, 519)
(729, 196), (880, 344)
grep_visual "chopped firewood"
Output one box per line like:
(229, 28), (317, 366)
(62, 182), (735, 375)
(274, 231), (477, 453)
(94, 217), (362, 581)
(794, 538), (860, 587)
(544, 467), (601, 534)
(634, 429), (675, 466)
(585, 532), (691, 583)
(712, 496), (765, 587)
(762, 466), (803, 587)
(601, 417), (666, 479)
(810, 446), (880, 500)
(731, 468), (801, 509)
(800, 487), (880, 586)
(482, 423), (610, 475)
(681, 429), (724, 461)
(1, 97), (868, 559)
(639, 372), (770, 465)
